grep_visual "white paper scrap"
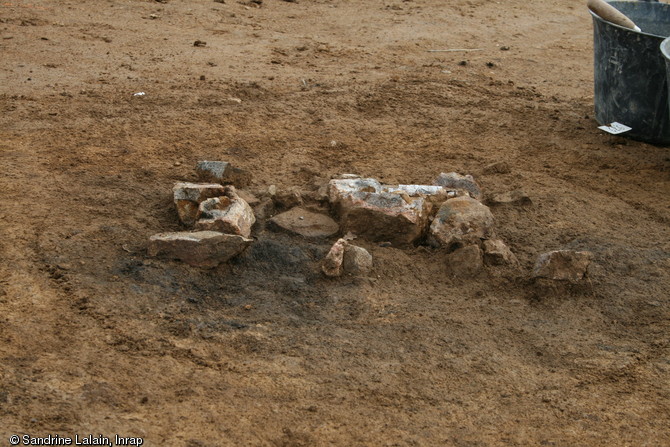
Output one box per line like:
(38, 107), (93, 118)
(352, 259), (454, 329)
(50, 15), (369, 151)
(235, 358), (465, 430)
(598, 122), (632, 135)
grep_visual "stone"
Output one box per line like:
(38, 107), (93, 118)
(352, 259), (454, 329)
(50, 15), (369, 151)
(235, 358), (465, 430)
(148, 231), (252, 268)
(269, 207), (339, 238)
(195, 186), (256, 237)
(429, 196), (495, 249)
(327, 178), (429, 246)
(253, 198), (275, 220)
(483, 161), (511, 175)
(173, 182), (226, 226)
(273, 187), (304, 210)
(332, 173), (362, 180)
(482, 239), (519, 266)
(532, 250), (593, 282)
(434, 172), (482, 200)
(487, 190), (532, 207)
(236, 189), (260, 206)
(322, 238), (347, 277)
(342, 244), (373, 275)
(196, 160), (252, 187)
(447, 245), (484, 277)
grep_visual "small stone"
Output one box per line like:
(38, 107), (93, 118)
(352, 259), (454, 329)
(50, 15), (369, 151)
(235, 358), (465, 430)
(322, 238), (347, 277)
(148, 231), (252, 268)
(447, 245), (484, 277)
(532, 250), (593, 282)
(195, 186), (256, 237)
(236, 189), (260, 206)
(173, 182), (226, 226)
(193, 40), (207, 47)
(253, 198), (275, 220)
(342, 244), (372, 275)
(267, 184), (277, 196)
(487, 190), (532, 207)
(429, 196), (495, 249)
(482, 239), (519, 266)
(483, 161), (511, 175)
(196, 160), (252, 188)
(332, 173), (361, 180)
(269, 207), (339, 238)
(273, 187), (303, 210)
(434, 172), (482, 200)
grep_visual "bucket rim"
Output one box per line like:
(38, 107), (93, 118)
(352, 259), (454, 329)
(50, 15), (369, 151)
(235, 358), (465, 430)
(589, 1), (670, 39)
(661, 36), (670, 59)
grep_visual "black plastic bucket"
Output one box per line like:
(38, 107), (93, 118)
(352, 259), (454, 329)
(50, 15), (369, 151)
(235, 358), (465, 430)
(661, 37), (670, 120)
(591, 0), (670, 145)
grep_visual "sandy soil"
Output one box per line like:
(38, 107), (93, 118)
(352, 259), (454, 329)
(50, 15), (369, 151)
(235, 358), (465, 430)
(1, 0), (669, 445)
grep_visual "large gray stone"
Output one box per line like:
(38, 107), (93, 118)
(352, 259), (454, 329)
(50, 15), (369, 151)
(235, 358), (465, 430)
(173, 182), (226, 227)
(269, 207), (339, 238)
(533, 250), (593, 281)
(328, 178), (437, 246)
(196, 160), (252, 187)
(429, 196), (495, 248)
(434, 172), (482, 200)
(148, 231), (252, 268)
(195, 186), (256, 237)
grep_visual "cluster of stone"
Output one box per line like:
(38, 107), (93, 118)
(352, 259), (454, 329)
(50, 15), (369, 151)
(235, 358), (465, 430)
(326, 172), (520, 276)
(148, 161), (255, 268)
(147, 163), (592, 282)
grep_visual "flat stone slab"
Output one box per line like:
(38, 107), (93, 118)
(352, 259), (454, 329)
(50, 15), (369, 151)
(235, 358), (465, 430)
(269, 207), (339, 238)
(148, 231), (252, 268)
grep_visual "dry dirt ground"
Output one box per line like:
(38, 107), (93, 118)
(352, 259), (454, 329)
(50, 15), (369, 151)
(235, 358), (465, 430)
(1, 0), (669, 445)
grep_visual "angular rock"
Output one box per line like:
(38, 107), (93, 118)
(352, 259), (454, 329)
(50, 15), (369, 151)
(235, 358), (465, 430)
(196, 160), (252, 187)
(269, 207), (339, 238)
(236, 189), (260, 207)
(447, 245), (484, 277)
(533, 250), (593, 282)
(482, 239), (519, 266)
(173, 182), (226, 226)
(148, 231), (252, 268)
(273, 187), (304, 210)
(487, 190), (532, 207)
(332, 173), (362, 180)
(429, 196), (495, 249)
(322, 238), (347, 277)
(342, 244), (373, 275)
(195, 186), (256, 237)
(253, 198), (275, 220)
(328, 178), (428, 246)
(434, 172), (482, 200)
(383, 184), (465, 204)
